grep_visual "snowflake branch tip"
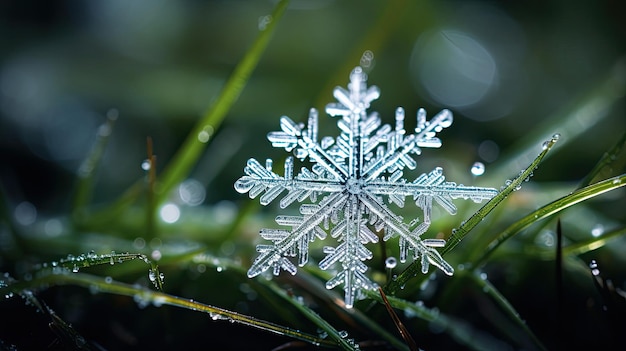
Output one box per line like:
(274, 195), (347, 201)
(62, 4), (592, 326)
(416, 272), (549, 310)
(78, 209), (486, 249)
(235, 66), (498, 308)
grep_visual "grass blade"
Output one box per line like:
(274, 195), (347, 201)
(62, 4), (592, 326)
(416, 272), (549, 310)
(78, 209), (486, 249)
(473, 173), (626, 268)
(155, 0), (290, 204)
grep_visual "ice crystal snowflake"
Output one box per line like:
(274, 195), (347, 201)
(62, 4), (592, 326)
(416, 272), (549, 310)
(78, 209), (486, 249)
(235, 67), (498, 308)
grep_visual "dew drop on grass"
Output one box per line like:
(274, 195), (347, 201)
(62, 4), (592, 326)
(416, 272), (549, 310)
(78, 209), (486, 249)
(589, 260), (600, 276)
(385, 257), (397, 269)
(141, 159), (151, 171)
(338, 330), (349, 338)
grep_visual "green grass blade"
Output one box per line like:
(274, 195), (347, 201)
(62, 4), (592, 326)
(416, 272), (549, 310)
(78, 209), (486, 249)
(473, 173), (626, 268)
(0, 272), (335, 348)
(155, 0), (290, 204)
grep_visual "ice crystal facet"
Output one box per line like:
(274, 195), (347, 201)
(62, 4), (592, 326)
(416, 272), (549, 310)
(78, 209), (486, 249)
(235, 67), (498, 307)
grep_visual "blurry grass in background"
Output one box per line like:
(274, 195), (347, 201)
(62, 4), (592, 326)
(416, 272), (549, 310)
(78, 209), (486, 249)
(0, 0), (625, 350)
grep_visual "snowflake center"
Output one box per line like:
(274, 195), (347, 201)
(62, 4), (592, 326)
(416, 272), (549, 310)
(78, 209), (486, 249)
(345, 177), (363, 194)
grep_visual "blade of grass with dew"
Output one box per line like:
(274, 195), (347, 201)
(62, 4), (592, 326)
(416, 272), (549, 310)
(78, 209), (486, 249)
(384, 134), (560, 295)
(472, 173), (626, 268)
(362, 288), (510, 351)
(155, 0), (290, 204)
(33, 251), (164, 290)
(530, 225), (626, 258)
(192, 252), (406, 350)
(0, 272), (337, 348)
(293, 267), (410, 351)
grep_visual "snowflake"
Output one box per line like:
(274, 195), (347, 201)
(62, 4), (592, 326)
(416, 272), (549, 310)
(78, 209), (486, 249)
(235, 67), (498, 308)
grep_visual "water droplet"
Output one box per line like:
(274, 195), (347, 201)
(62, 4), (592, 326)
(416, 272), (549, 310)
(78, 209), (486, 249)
(589, 260), (600, 276)
(385, 257), (397, 269)
(479, 272), (488, 280)
(542, 141), (549, 150)
(104, 276), (112, 283)
(317, 329), (328, 339)
(552, 133), (561, 141)
(197, 125), (213, 143)
(258, 15), (272, 31)
(338, 330), (349, 338)
(141, 159), (151, 171)
(470, 162), (485, 176)
(591, 224), (604, 237)
(148, 270), (157, 282)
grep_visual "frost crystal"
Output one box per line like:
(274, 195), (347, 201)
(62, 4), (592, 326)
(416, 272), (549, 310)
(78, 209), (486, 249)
(235, 67), (498, 308)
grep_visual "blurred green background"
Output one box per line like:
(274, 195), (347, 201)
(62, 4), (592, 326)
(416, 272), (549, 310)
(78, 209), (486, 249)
(1, 0), (625, 350)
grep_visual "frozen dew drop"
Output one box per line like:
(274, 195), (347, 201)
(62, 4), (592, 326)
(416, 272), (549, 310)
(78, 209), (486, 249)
(148, 270), (157, 282)
(385, 257), (397, 269)
(591, 224), (604, 237)
(470, 161), (485, 176)
(589, 260), (600, 276)
(141, 159), (151, 171)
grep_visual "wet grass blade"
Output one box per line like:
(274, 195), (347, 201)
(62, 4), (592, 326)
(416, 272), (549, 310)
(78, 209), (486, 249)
(155, 0), (290, 204)
(473, 173), (626, 268)
(0, 272), (336, 348)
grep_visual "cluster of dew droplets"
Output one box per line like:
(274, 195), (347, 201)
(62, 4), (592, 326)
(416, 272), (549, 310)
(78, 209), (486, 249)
(498, 134), (561, 192)
(1, 273), (16, 299)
